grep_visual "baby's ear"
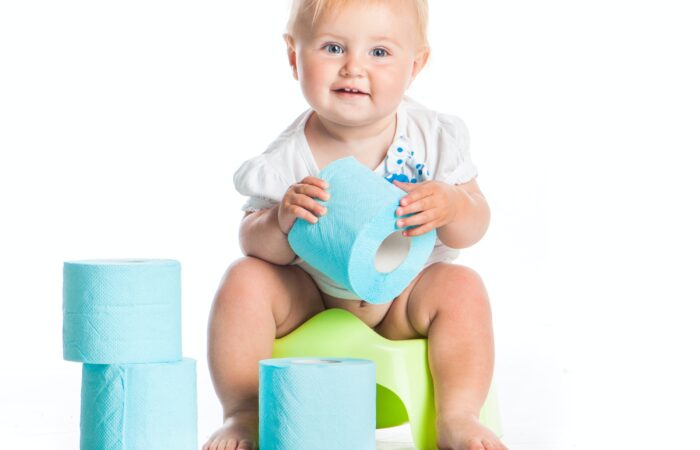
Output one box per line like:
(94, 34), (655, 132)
(411, 47), (431, 80)
(283, 34), (299, 80)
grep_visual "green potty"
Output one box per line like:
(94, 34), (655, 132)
(272, 308), (502, 450)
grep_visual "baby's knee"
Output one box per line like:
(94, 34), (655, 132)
(432, 263), (489, 305)
(216, 256), (280, 302)
(226, 256), (278, 282)
(433, 263), (484, 288)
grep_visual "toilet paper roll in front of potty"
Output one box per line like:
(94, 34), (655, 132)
(259, 358), (376, 450)
(288, 156), (436, 304)
(80, 358), (198, 450)
(63, 259), (182, 363)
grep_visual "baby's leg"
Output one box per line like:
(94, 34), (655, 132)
(376, 262), (508, 450)
(202, 256), (325, 450)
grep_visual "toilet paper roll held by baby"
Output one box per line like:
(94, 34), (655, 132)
(288, 157), (436, 304)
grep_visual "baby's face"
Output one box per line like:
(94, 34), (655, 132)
(288, 2), (428, 127)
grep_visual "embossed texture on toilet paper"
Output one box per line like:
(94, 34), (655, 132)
(63, 259), (182, 363)
(80, 359), (198, 450)
(260, 358), (375, 450)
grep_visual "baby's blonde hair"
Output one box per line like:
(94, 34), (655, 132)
(287, 0), (429, 49)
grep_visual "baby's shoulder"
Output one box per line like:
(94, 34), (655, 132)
(235, 133), (293, 180)
(398, 98), (476, 185)
(262, 111), (308, 156)
(402, 97), (469, 149)
(234, 110), (312, 192)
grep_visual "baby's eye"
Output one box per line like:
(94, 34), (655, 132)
(371, 47), (389, 57)
(323, 43), (344, 54)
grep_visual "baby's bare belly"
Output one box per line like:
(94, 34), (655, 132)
(319, 292), (393, 329)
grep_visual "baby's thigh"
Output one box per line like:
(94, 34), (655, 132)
(373, 264), (436, 340)
(218, 256), (325, 337)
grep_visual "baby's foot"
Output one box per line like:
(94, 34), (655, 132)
(436, 413), (508, 450)
(201, 408), (258, 450)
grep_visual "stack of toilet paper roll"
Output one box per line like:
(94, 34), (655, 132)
(63, 259), (198, 450)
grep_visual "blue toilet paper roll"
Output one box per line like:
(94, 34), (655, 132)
(80, 358), (198, 450)
(259, 357), (376, 450)
(288, 156), (436, 304)
(63, 259), (182, 363)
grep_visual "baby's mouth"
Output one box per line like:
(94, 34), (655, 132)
(333, 87), (369, 96)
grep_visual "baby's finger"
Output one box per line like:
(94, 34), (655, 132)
(396, 196), (430, 217)
(292, 192), (327, 220)
(392, 179), (421, 192)
(294, 182), (331, 201)
(289, 204), (320, 224)
(397, 209), (437, 229)
(300, 176), (330, 191)
(398, 186), (432, 208)
(402, 219), (439, 237)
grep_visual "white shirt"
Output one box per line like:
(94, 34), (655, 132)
(233, 97), (478, 299)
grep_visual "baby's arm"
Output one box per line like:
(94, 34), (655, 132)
(239, 176), (329, 265)
(239, 206), (296, 265)
(437, 178), (490, 249)
(392, 177), (490, 249)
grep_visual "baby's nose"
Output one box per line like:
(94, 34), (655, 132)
(340, 54), (365, 77)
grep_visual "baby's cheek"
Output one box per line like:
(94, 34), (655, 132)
(374, 68), (410, 98)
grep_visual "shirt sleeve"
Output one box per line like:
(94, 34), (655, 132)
(433, 114), (479, 185)
(233, 154), (290, 212)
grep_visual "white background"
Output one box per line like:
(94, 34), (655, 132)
(1, 1), (699, 449)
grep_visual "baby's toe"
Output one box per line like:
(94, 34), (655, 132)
(482, 439), (496, 450)
(212, 440), (230, 450)
(467, 438), (486, 450)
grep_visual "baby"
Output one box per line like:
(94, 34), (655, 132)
(203, 1), (507, 449)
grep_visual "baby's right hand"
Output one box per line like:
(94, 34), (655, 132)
(278, 176), (331, 235)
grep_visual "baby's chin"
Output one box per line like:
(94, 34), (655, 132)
(316, 103), (397, 128)
(323, 113), (376, 128)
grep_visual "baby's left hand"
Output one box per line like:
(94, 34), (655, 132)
(392, 180), (459, 237)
